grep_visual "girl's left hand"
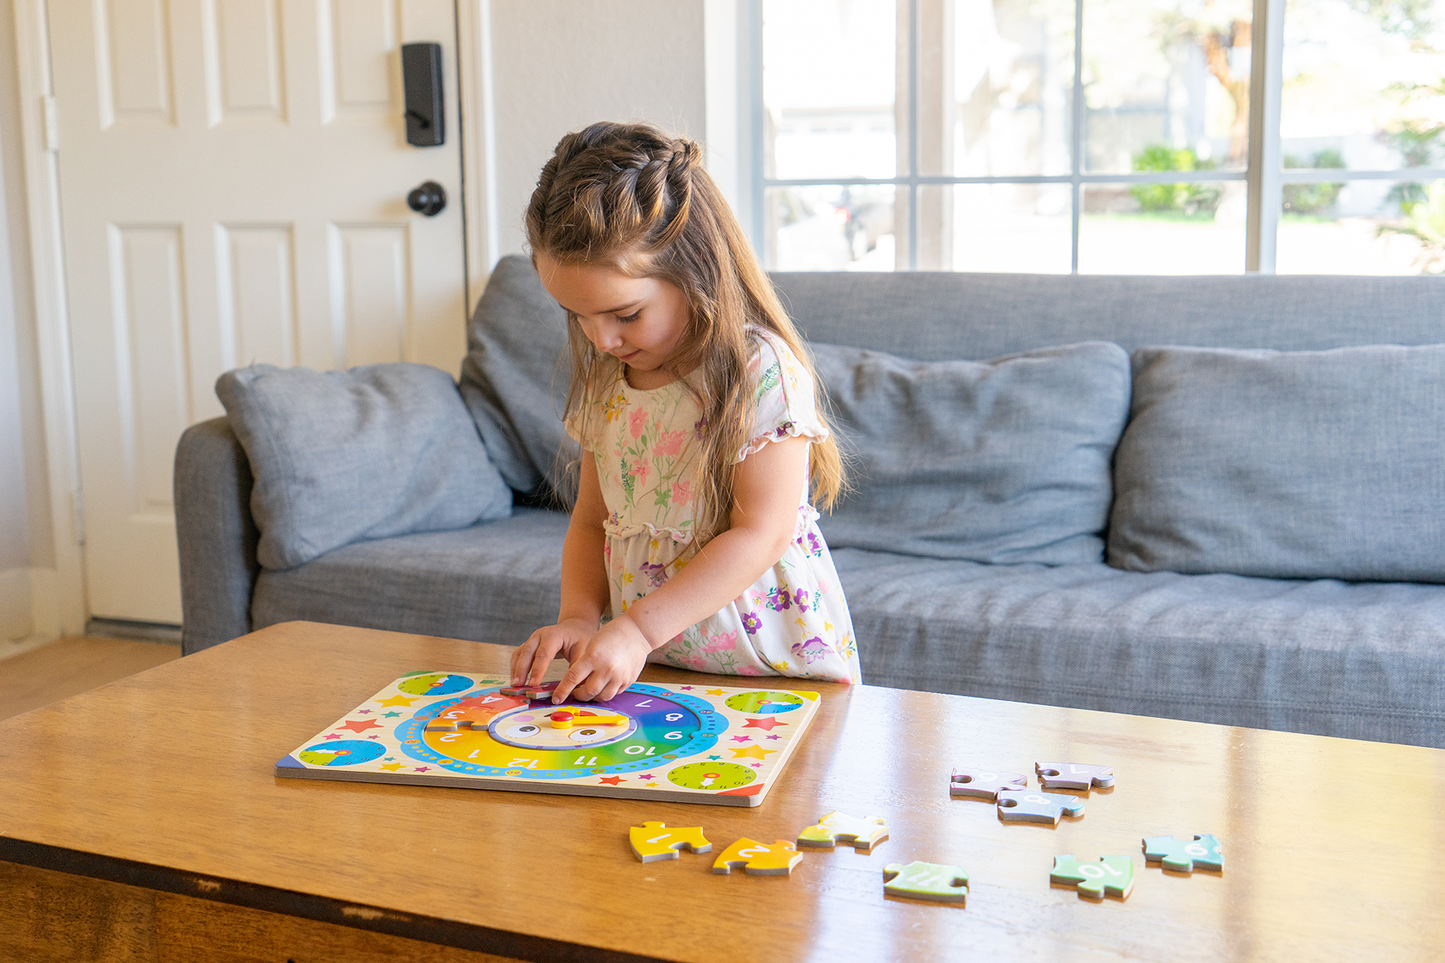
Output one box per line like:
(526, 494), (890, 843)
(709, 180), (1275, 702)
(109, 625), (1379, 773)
(551, 615), (654, 704)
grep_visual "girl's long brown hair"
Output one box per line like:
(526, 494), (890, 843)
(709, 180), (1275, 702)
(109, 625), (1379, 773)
(526, 121), (844, 548)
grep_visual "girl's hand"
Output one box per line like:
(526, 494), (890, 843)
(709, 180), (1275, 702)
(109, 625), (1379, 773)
(510, 617), (597, 687)
(550, 615), (653, 704)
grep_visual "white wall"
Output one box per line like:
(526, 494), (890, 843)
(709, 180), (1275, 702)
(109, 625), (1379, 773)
(0, 0), (711, 653)
(486, 0), (707, 260)
(1, 0), (56, 653)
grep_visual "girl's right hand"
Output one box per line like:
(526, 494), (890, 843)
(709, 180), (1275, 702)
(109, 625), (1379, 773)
(510, 617), (597, 687)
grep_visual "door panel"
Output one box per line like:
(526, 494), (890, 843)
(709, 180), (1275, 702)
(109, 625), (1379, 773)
(52, 0), (466, 623)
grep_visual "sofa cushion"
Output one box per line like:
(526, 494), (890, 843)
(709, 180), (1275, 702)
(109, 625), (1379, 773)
(829, 549), (1445, 748)
(1109, 344), (1445, 582)
(217, 362), (512, 571)
(459, 256), (578, 499)
(813, 341), (1131, 564)
(251, 507), (568, 644)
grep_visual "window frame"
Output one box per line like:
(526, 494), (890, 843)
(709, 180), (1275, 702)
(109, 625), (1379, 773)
(742, 0), (1445, 274)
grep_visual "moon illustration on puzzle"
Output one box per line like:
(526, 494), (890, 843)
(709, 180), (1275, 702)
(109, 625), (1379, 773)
(275, 673), (821, 807)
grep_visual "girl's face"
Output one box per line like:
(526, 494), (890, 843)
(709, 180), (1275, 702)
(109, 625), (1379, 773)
(534, 252), (692, 389)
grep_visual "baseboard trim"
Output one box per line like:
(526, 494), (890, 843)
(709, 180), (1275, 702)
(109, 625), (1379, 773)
(0, 567), (65, 661)
(84, 617), (183, 645)
(0, 568), (33, 644)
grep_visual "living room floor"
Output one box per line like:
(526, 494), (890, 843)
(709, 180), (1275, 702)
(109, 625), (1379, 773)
(0, 637), (181, 722)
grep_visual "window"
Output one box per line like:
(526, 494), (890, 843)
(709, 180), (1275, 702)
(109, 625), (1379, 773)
(752, 0), (1445, 274)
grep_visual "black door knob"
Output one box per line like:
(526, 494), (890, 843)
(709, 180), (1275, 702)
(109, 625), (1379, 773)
(407, 181), (446, 216)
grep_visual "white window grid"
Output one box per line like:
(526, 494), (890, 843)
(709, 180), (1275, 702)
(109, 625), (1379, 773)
(744, 0), (1445, 273)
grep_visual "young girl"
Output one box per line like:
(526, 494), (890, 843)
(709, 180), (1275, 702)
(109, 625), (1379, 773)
(509, 121), (860, 704)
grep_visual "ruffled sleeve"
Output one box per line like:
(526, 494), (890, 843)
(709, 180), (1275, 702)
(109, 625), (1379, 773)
(737, 328), (830, 462)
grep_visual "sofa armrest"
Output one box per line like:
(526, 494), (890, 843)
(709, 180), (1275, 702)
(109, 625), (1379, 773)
(174, 417), (260, 654)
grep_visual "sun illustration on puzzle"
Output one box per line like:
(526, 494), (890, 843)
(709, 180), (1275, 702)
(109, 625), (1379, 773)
(277, 673), (821, 807)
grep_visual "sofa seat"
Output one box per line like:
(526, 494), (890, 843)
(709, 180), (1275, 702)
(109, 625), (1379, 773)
(251, 508), (567, 647)
(252, 503), (1445, 748)
(832, 548), (1445, 748)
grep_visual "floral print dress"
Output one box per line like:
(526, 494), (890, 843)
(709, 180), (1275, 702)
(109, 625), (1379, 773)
(566, 328), (860, 684)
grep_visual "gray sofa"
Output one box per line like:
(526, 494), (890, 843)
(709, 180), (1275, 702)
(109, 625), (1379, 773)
(176, 255), (1445, 749)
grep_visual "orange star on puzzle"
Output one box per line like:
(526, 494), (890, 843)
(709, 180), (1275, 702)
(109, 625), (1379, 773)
(729, 744), (778, 761)
(338, 719), (382, 733)
(599, 776), (625, 785)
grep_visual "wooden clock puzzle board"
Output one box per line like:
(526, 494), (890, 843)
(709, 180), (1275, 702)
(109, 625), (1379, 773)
(275, 672), (821, 806)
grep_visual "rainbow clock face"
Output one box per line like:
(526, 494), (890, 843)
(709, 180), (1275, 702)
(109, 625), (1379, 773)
(276, 673), (823, 807)
(399, 684), (724, 779)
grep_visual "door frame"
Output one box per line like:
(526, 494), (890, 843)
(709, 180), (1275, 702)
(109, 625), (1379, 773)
(11, 0), (500, 636)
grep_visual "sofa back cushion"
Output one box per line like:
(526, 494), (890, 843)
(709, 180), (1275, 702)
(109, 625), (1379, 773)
(459, 256), (578, 498)
(815, 341), (1132, 564)
(772, 271), (1445, 359)
(1108, 343), (1445, 582)
(217, 363), (512, 571)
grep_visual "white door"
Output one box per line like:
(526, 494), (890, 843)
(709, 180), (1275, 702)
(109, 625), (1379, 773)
(50, 0), (467, 624)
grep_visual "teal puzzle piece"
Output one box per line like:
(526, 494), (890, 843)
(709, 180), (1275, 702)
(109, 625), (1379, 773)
(1142, 833), (1224, 873)
(1051, 855), (1135, 900)
(996, 789), (1086, 824)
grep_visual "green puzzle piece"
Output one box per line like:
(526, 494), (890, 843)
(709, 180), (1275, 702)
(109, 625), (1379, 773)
(882, 860), (969, 904)
(1142, 834), (1224, 873)
(1050, 855), (1135, 900)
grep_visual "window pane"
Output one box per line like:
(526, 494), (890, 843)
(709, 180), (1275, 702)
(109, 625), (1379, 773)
(1280, 1), (1445, 171)
(765, 185), (898, 271)
(763, 0), (897, 180)
(926, 0), (1074, 177)
(1276, 178), (1445, 275)
(1078, 183), (1245, 273)
(951, 183), (1072, 272)
(1083, 0), (1250, 175)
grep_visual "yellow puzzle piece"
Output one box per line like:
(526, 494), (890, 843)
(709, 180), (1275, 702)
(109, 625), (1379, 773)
(628, 821), (713, 863)
(796, 811), (890, 852)
(712, 838), (804, 876)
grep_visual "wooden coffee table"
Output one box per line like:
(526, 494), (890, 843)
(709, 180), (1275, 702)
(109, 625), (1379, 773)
(2, 621), (1442, 962)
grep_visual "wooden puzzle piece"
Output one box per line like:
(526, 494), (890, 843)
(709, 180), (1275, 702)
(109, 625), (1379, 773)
(628, 821), (712, 862)
(712, 838), (803, 875)
(1035, 762), (1115, 791)
(1050, 855), (1135, 900)
(996, 789), (1086, 824)
(1142, 834), (1223, 873)
(882, 861), (969, 905)
(796, 811), (889, 852)
(499, 683), (552, 699)
(949, 767), (1028, 800)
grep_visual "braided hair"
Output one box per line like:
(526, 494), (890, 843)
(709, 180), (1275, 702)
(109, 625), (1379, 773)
(526, 121), (844, 549)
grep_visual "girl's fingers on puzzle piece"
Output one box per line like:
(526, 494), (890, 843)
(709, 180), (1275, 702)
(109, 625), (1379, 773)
(550, 665), (588, 704)
(508, 636), (538, 686)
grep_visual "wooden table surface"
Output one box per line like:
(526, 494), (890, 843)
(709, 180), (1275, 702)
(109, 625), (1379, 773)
(2, 621), (1443, 963)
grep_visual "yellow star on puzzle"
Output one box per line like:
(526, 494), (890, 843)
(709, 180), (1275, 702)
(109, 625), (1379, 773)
(729, 744), (778, 760)
(706, 688), (726, 696)
(379, 762), (405, 772)
(375, 694), (417, 708)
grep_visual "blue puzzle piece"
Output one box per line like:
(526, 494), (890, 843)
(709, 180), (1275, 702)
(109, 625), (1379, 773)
(996, 789), (1085, 824)
(1142, 834), (1224, 873)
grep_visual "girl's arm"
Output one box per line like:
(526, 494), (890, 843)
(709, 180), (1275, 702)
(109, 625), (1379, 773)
(547, 434), (812, 703)
(509, 452), (612, 685)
